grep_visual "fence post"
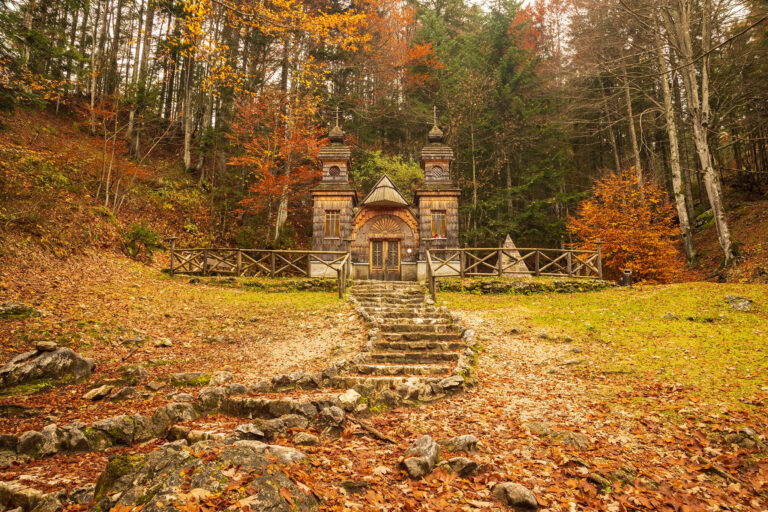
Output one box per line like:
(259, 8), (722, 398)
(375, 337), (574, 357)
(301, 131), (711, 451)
(236, 249), (242, 276)
(306, 254), (312, 278)
(168, 237), (177, 276)
(270, 252), (276, 277)
(460, 250), (465, 278)
(596, 239), (603, 279)
(203, 249), (209, 275)
(567, 251), (572, 277)
(534, 250), (540, 277)
(497, 249), (503, 276)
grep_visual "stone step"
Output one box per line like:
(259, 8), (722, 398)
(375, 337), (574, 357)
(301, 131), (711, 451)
(352, 363), (453, 377)
(373, 311), (451, 320)
(352, 293), (425, 300)
(381, 332), (461, 342)
(378, 323), (459, 333)
(369, 351), (460, 364)
(353, 296), (424, 302)
(372, 341), (466, 351)
(329, 375), (441, 391)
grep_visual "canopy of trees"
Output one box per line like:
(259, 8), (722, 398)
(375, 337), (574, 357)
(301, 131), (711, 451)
(0, 0), (766, 260)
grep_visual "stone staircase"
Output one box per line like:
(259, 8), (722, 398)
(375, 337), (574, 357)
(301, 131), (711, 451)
(333, 281), (467, 391)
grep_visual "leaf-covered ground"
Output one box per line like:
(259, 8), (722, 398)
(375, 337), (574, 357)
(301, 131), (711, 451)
(2, 266), (767, 510)
(0, 252), (363, 432)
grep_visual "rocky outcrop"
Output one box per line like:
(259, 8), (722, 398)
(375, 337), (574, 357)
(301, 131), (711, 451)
(0, 346), (95, 391)
(92, 440), (317, 512)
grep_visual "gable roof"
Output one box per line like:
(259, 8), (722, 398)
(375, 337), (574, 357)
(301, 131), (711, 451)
(361, 175), (409, 207)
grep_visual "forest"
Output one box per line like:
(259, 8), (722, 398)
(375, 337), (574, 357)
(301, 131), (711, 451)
(0, 0), (767, 271)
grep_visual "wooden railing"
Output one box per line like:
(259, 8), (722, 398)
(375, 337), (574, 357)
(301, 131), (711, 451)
(168, 242), (351, 298)
(426, 243), (602, 301)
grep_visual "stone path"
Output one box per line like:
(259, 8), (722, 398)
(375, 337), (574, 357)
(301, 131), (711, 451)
(334, 281), (469, 391)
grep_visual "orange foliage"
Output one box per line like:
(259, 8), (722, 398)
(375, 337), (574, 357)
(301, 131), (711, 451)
(228, 91), (322, 218)
(568, 169), (686, 283)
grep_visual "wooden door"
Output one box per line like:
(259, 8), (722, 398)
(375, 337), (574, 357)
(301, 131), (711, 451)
(370, 240), (401, 280)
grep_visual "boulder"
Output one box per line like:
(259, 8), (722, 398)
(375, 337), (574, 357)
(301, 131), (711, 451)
(443, 457), (478, 477)
(438, 375), (464, 390)
(110, 386), (137, 401)
(400, 435), (440, 479)
(234, 423), (265, 440)
(84, 384), (112, 401)
(210, 371), (233, 386)
(338, 389), (361, 411)
(293, 432), (319, 446)
(441, 434), (478, 453)
(0, 302), (40, 319)
(725, 295), (754, 312)
(169, 372), (210, 387)
(0, 348), (95, 390)
(69, 484), (95, 505)
(34, 341), (57, 352)
(492, 482), (538, 510)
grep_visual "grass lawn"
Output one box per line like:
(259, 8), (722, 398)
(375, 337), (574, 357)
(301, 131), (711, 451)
(441, 282), (768, 413)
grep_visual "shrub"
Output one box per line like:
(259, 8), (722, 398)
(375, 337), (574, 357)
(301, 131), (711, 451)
(123, 222), (163, 262)
(567, 169), (686, 283)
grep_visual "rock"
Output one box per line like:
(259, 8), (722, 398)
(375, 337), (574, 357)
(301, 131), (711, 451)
(725, 295), (754, 312)
(492, 482), (538, 510)
(198, 386), (226, 412)
(587, 472), (612, 490)
(293, 432), (319, 446)
(552, 430), (592, 450)
(0, 481), (45, 510)
(441, 434), (478, 453)
(34, 341), (57, 352)
(338, 389), (361, 411)
(396, 380), (420, 400)
(166, 425), (191, 441)
(110, 386), (137, 401)
(170, 392), (194, 402)
(438, 375), (464, 390)
(154, 337), (173, 347)
(662, 312), (679, 320)
(91, 415), (136, 446)
(84, 384), (113, 401)
(401, 435), (440, 479)
(210, 371), (233, 386)
(17, 431), (46, 457)
(297, 374), (320, 389)
(69, 483), (95, 505)
(225, 383), (247, 396)
(235, 423), (265, 440)
(146, 380), (164, 392)
(0, 302), (40, 319)
(164, 402), (197, 423)
(250, 380), (273, 393)
(339, 480), (369, 495)
(444, 456), (478, 477)
(120, 364), (148, 383)
(523, 421), (553, 436)
(0, 348), (95, 390)
(169, 372), (210, 387)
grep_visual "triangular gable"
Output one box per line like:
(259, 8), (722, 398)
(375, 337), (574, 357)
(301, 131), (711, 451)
(361, 174), (409, 207)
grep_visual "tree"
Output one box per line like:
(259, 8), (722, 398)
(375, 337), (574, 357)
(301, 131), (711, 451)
(568, 169), (686, 283)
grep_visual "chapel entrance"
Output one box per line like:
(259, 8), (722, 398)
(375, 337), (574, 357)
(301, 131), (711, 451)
(370, 240), (401, 280)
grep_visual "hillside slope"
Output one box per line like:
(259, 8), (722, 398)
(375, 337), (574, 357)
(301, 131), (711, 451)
(0, 107), (215, 264)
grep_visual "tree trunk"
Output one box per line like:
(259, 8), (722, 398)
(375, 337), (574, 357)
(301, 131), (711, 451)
(182, 56), (195, 172)
(622, 66), (642, 185)
(655, 25), (695, 260)
(274, 39), (291, 241)
(662, 3), (734, 263)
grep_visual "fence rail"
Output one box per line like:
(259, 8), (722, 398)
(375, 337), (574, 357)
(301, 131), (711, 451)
(426, 244), (602, 301)
(167, 241), (351, 298)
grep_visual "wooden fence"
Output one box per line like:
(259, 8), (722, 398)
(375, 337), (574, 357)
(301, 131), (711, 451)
(168, 243), (351, 298)
(426, 244), (602, 301)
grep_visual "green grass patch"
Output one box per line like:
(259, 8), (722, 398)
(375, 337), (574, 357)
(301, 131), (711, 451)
(442, 282), (768, 407)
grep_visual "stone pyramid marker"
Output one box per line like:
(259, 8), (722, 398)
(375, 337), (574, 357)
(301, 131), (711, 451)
(501, 235), (529, 276)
